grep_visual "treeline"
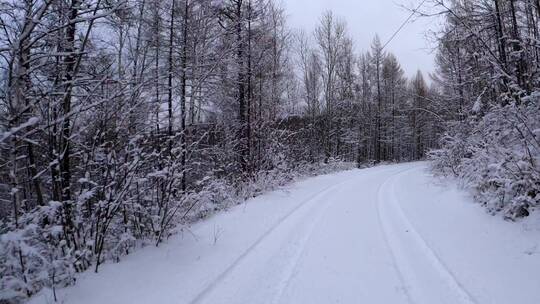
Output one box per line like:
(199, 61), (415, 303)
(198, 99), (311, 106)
(296, 15), (441, 164)
(0, 0), (438, 301)
(428, 0), (540, 219)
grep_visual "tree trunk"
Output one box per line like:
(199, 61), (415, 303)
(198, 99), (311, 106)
(246, 0), (253, 173)
(180, 0), (188, 191)
(58, 0), (80, 248)
(235, 0), (247, 172)
(375, 59), (382, 163)
(167, 0), (175, 153)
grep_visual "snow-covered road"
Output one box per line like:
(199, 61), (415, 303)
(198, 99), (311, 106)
(32, 163), (540, 304)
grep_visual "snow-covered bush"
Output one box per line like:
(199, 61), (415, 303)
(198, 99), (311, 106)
(184, 158), (355, 223)
(0, 203), (79, 303)
(430, 98), (540, 219)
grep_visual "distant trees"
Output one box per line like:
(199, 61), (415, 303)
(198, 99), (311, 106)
(296, 17), (440, 165)
(314, 11), (347, 161)
(381, 53), (406, 160)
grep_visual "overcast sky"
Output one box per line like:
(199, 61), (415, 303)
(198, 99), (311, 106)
(283, 0), (438, 78)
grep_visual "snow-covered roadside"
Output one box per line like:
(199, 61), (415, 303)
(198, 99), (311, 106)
(395, 166), (540, 304)
(15, 161), (353, 303)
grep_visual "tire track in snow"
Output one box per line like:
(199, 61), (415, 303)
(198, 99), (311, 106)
(377, 167), (478, 304)
(271, 165), (417, 304)
(269, 181), (348, 304)
(376, 168), (417, 304)
(188, 177), (353, 304)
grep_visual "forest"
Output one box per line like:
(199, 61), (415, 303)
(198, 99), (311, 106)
(0, 0), (539, 302)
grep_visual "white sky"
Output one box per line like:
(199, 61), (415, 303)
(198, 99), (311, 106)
(283, 0), (439, 78)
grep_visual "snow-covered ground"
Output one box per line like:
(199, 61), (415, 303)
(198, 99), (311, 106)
(30, 162), (540, 304)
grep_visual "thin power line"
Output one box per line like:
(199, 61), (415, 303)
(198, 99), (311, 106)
(382, 0), (428, 50)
